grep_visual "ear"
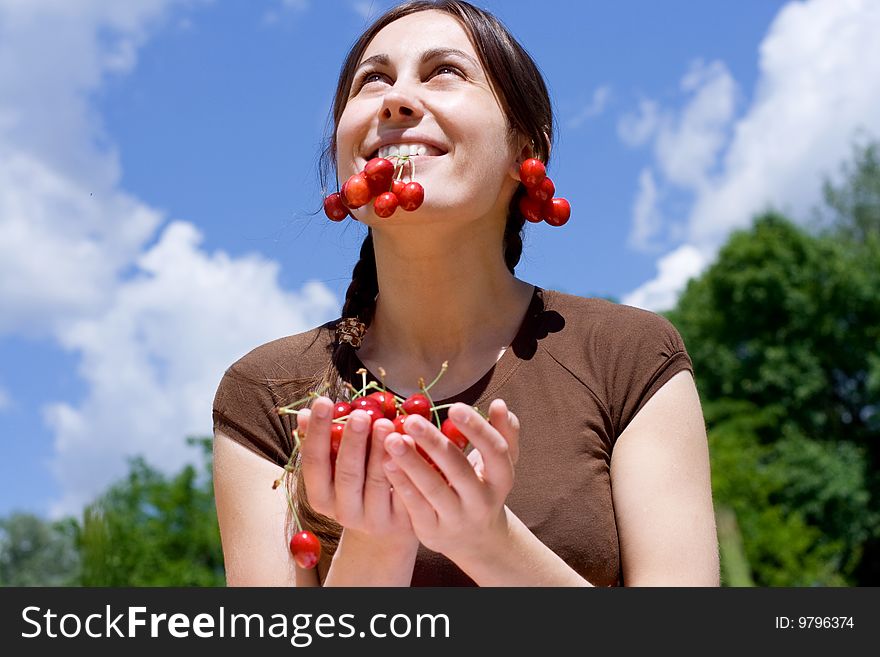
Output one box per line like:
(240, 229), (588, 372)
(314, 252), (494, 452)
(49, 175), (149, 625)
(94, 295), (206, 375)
(508, 131), (552, 182)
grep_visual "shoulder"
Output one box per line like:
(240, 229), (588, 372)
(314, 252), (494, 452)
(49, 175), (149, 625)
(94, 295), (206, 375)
(538, 289), (692, 438)
(540, 288), (687, 359)
(222, 320), (339, 386)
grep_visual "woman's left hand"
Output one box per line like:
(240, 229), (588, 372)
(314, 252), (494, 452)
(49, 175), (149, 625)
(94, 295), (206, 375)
(381, 398), (520, 562)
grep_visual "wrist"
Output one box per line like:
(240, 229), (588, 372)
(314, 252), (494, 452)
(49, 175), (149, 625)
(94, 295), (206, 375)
(443, 506), (512, 567)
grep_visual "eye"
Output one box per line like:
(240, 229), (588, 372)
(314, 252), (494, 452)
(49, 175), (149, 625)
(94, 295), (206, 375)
(354, 70), (389, 91)
(432, 64), (465, 79)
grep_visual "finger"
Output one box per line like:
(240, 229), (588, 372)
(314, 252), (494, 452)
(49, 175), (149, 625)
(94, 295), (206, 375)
(382, 441), (438, 533)
(488, 398), (520, 465)
(298, 398), (336, 511)
(386, 427), (459, 517)
(448, 402), (515, 495)
(363, 418), (394, 509)
(404, 414), (483, 502)
(333, 409), (373, 523)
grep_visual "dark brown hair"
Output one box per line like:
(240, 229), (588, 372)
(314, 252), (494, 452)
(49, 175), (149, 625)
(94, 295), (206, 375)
(293, 0), (554, 570)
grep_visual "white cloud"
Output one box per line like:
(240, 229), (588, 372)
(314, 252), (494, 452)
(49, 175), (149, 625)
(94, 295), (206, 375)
(622, 0), (880, 310)
(628, 168), (663, 252)
(0, 0), (340, 516)
(45, 223), (338, 516)
(621, 244), (708, 312)
(655, 59), (737, 190)
(617, 99), (659, 147)
(568, 85), (612, 128)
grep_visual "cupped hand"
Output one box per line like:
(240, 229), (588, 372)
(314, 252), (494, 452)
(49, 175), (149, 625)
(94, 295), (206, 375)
(380, 398), (520, 561)
(296, 396), (415, 544)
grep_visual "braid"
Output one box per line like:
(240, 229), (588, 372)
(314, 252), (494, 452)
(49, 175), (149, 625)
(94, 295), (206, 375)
(287, 228), (378, 576)
(341, 229), (379, 325)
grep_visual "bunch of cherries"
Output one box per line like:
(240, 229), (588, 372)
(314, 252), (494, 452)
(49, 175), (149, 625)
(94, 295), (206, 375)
(274, 361), (476, 570)
(517, 158), (571, 226)
(324, 156), (424, 221)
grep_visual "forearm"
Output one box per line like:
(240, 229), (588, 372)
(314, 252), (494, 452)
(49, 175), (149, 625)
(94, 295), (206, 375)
(450, 507), (594, 587)
(322, 529), (420, 587)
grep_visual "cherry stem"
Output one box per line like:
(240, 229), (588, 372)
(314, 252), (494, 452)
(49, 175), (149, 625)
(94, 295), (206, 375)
(423, 360), (448, 392)
(277, 384), (330, 414)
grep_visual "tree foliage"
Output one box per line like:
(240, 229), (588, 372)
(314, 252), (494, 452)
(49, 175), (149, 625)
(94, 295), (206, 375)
(666, 140), (880, 585)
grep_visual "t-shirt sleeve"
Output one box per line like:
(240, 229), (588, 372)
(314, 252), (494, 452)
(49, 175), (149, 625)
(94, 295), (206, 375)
(609, 308), (694, 442)
(212, 362), (292, 467)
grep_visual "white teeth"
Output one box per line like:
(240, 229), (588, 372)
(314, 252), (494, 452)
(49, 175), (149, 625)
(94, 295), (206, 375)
(377, 143), (435, 159)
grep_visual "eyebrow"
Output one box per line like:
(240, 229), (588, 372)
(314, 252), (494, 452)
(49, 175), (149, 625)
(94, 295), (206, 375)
(354, 47), (480, 74)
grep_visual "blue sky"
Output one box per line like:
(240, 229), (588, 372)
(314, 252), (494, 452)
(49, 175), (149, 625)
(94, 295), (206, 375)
(2, 0), (878, 518)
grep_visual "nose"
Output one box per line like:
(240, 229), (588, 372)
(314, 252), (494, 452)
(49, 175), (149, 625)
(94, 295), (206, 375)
(379, 83), (423, 122)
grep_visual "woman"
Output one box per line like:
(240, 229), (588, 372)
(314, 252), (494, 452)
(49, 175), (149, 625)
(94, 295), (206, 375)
(212, 0), (719, 587)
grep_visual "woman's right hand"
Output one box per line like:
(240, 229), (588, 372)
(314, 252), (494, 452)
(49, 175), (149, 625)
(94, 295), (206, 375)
(296, 396), (416, 546)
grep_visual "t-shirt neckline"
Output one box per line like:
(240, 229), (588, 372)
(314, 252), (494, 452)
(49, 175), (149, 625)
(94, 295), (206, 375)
(348, 285), (549, 408)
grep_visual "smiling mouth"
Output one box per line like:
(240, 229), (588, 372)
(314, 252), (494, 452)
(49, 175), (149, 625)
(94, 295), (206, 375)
(366, 143), (447, 160)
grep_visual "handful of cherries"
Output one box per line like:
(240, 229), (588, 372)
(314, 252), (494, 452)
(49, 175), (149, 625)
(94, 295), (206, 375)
(273, 361), (477, 569)
(517, 158), (571, 226)
(324, 155), (425, 221)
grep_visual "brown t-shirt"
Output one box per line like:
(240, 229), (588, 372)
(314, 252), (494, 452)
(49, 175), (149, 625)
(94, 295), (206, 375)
(212, 285), (694, 587)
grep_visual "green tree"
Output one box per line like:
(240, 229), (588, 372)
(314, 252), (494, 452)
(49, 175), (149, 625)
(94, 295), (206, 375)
(0, 513), (79, 586)
(76, 437), (225, 586)
(667, 205), (880, 585)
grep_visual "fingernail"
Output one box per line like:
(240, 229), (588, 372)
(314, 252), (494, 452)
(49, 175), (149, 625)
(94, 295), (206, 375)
(313, 404), (329, 420)
(383, 458), (399, 471)
(405, 416), (425, 435)
(451, 404), (470, 424)
(387, 435), (406, 455)
(350, 412), (369, 431)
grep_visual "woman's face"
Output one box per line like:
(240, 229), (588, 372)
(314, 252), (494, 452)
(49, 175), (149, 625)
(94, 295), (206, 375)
(336, 11), (522, 224)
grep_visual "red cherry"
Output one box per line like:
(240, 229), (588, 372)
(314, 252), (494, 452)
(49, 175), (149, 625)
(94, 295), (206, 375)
(440, 418), (469, 450)
(323, 192), (349, 221)
(330, 422), (345, 464)
(374, 191), (399, 218)
(392, 414), (407, 434)
(519, 158), (546, 188)
(527, 176), (555, 202)
(289, 530), (321, 569)
(364, 157), (395, 195)
(518, 195), (544, 223)
(343, 173), (372, 208)
(544, 197), (571, 226)
(332, 400), (352, 419)
(402, 394), (432, 419)
(351, 397), (383, 424)
(366, 391), (398, 420)
(391, 179), (406, 196)
(398, 182), (425, 211)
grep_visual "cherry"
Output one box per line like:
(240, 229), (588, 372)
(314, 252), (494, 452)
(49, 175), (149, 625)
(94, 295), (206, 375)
(364, 157), (395, 195)
(398, 182), (425, 211)
(366, 391), (398, 420)
(401, 393), (432, 419)
(543, 197), (571, 226)
(391, 179), (406, 196)
(323, 192), (349, 221)
(343, 173), (372, 208)
(330, 422), (345, 466)
(374, 191), (399, 218)
(440, 418), (469, 450)
(519, 195), (544, 223)
(392, 414), (408, 434)
(519, 158), (546, 188)
(351, 397), (383, 424)
(332, 400), (352, 419)
(527, 176), (555, 202)
(289, 530), (321, 569)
